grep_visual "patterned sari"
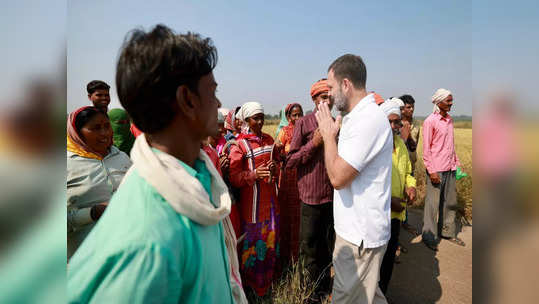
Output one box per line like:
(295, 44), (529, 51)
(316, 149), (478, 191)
(229, 132), (280, 297)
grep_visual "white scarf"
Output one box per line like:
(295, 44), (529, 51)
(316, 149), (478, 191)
(431, 88), (452, 113)
(237, 101), (264, 134)
(130, 134), (231, 225)
(130, 134), (247, 303)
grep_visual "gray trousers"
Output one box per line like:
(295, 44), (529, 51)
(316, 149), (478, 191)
(422, 170), (458, 244)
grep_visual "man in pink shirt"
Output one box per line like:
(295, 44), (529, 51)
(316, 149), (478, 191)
(422, 88), (465, 251)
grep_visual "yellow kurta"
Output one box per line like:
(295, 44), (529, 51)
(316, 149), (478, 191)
(391, 135), (416, 221)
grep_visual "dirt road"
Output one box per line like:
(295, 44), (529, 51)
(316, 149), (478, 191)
(386, 208), (472, 304)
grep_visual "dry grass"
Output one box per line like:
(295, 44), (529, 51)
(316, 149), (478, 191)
(414, 128), (473, 219)
(453, 120), (472, 129)
(263, 120), (280, 138)
(247, 260), (329, 304)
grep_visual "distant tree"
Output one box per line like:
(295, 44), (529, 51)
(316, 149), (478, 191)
(264, 113), (281, 120)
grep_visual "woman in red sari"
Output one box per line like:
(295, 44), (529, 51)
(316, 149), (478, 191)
(229, 101), (280, 297)
(275, 103), (303, 263)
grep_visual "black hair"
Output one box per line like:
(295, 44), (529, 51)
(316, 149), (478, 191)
(74, 107), (106, 134)
(399, 94), (416, 105)
(286, 104), (303, 118)
(234, 106), (241, 115)
(116, 24), (218, 133)
(87, 80), (110, 95)
(328, 54), (367, 89)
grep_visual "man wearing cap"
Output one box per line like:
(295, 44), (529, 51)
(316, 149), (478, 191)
(422, 88), (465, 251)
(286, 78), (335, 302)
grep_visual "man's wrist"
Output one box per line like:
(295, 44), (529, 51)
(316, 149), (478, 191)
(325, 134), (337, 146)
(324, 135), (339, 168)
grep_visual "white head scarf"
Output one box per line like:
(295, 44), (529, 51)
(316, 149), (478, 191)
(237, 102), (264, 121)
(218, 108), (229, 122)
(431, 88), (452, 113)
(380, 98), (404, 117)
(237, 102), (264, 134)
(217, 111), (224, 123)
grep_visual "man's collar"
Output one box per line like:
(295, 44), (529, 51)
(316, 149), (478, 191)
(434, 112), (452, 121)
(348, 93), (374, 115)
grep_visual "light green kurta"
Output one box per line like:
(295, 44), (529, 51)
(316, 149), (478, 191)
(67, 158), (234, 304)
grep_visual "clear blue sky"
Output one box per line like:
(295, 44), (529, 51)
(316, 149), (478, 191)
(64, 0), (538, 116)
(0, 0), (65, 108)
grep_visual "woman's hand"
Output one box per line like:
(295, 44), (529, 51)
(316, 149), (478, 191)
(267, 160), (279, 174)
(255, 166), (271, 180)
(219, 154), (230, 173)
(90, 202), (108, 221)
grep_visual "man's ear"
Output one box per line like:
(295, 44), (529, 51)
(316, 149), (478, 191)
(342, 78), (350, 94)
(87, 93), (92, 100)
(176, 85), (197, 121)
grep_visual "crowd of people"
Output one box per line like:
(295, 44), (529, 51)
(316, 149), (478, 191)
(67, 24), (465, 304)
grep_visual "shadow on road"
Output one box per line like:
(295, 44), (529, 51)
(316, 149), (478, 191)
(385, 209), (442, 304)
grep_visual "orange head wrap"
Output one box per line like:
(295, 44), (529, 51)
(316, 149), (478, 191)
(371, 91), (385, 105)
(310, 79), (329, 98)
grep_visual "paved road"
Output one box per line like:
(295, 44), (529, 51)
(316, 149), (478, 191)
(386, 208), (472, 304)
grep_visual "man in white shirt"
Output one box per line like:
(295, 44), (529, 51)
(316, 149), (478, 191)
(316, 54), (392, 304)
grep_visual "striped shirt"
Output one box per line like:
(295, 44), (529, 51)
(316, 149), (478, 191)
(286, 112), (333, 205)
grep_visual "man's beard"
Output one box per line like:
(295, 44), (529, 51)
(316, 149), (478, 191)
(331, 106), (339, 118)
(392, 128), (400, 136)
(331, 88), (347, 112)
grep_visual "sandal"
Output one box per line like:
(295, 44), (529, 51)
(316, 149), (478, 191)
(402, 223), (419, 236)
(399, 244), (408, 254)
(444, 237), (466, 247)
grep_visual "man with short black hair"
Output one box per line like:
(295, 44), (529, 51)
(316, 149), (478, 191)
(316, 54), (392, 304)
(68, 25), (239, 304)
(86, 80), (111, 113)
(399, 94), (421, 236)
(399, 94), (420, 175)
